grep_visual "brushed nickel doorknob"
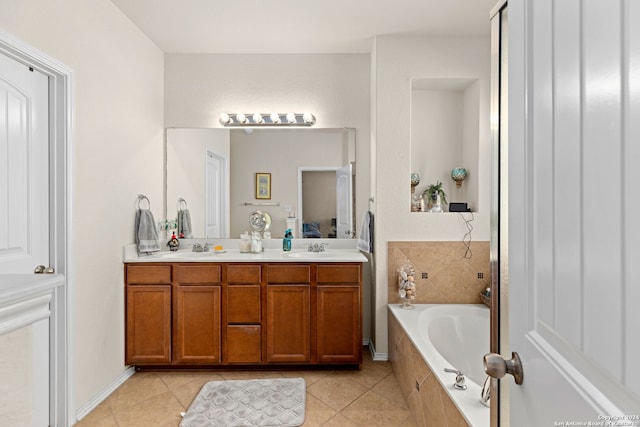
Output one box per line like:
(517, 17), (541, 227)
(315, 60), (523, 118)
(34, 265), (46, 274)
(484, 352), (524, 385)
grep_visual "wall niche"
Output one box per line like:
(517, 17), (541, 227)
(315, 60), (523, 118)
(410, 78), (479, 212)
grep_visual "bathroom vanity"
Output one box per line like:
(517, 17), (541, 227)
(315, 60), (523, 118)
(123, 248), (366, 370)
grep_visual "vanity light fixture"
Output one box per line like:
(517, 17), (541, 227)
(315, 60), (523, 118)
(219, 112), (316, 127)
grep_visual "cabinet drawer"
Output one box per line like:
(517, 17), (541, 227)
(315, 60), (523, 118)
(227, 285), (261, 323)
(126, 265), (171, 284)
(227, 264), (261, 283)
(266, 265), (311, 283)
(226, 326), (261, 364)
(317, 264), (361, 284)
(174, 265), (221, 283)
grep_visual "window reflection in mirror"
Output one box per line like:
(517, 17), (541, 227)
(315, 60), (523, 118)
(410, 78), (479, 212)
(165, 128), (356, 239)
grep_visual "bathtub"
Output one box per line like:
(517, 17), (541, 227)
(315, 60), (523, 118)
(388, 304), (490, 427)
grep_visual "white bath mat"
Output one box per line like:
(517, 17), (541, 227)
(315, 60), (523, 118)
(180, 378), (306, 427)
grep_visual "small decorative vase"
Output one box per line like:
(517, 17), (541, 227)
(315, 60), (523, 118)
(398, 260), (417, 309)
(430, 193), (443, 213)
(410, 172), (421, 187)
(451, 167), (468, 188)
(410, 173), (421, 211)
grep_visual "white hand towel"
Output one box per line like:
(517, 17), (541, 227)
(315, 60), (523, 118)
(135, 208), (161, 255)
(357, 211), (374, 253)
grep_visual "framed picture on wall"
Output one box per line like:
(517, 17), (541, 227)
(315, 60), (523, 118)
(255, 172), (271, 199)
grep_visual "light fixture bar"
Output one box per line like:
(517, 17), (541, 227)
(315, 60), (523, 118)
(219, 113), (316, 127)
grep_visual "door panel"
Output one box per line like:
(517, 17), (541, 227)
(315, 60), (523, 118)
(336, 164), (353, 238)
(0, 53), (49, 272)
(205, 150), (225, 238)
(506, 0), (640, 423)
(0, 51), (50, 427)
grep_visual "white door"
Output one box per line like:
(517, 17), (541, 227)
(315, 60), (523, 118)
(205, 149), (226, 238)
(335, 164), (353, 239)
(0, 52), (49, 272)
(500, 0), (640, 424)
(0, 52), (50, 427)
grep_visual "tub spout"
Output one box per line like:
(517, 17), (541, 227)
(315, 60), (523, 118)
(444, 368), (467, 390)
(480, 376), (491, 407)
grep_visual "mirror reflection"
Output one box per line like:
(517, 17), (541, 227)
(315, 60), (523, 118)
(166, 128), (356, 239)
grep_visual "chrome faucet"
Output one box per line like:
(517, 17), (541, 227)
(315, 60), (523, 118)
(192, 242), (211, 252)
(444, 368), (467, 390)
(308, 243), (327, 252)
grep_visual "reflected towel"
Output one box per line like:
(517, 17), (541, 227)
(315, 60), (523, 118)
(135, 208), (161, 255)
(357, 211), (374, 253)
(178, 209), (192, 238)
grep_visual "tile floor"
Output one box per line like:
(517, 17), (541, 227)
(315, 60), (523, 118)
(74, 347), (416, 427)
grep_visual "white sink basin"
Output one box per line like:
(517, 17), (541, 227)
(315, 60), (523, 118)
(286, 251), (344, 258)
(155, 251), (216, 259)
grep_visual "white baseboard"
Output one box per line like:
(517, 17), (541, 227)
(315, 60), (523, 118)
(366, 339), (389, 361)
(74, 366), (135, 422)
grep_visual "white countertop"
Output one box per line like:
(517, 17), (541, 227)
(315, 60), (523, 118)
(124, 241), (368, 263)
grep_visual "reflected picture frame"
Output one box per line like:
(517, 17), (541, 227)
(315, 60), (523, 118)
(255, 172), (271, 199)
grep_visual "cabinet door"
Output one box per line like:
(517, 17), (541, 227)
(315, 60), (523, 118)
(226, 325), (261, 364)
(266, 285), (310, 363)
(126, 285), (171, 364)
(316, 286), (361, 364)
(173, 285), (221, 364)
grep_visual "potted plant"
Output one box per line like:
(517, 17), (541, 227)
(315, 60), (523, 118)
(422, 181), (447, 211)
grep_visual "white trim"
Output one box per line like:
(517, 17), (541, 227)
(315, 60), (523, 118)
(75, 367), (135, 422)
(0, 29), (74, 427)
(366, 339), (389, 361)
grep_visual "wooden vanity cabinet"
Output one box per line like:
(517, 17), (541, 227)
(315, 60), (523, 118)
(125, 261), (362, 369)
(225, 264), (262, 364)
(173, 265), (221, 364)
(265, 265), (311, 363)
(316, 264), (362, 364)
(125, 265), (172, 365)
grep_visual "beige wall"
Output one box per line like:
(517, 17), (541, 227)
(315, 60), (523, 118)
(372, 35), (491, 356)
(0, 0), (164, 417)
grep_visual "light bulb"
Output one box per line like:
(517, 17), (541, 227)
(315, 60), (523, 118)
(252, 113), (264, 124)
(219, 113), (231, 125)
(270, 113), (281, 124)
(236, 113), (247, 124)
(302, 112), (315, 124)
(286, 112), (296, 124)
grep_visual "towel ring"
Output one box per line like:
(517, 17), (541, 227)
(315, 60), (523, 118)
(137, 194), (151, 210)
(177, 198), (188, 211)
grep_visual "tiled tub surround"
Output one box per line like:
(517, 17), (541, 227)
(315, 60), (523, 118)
(388, 304), (490, 427)
(387, 241), (490, 305)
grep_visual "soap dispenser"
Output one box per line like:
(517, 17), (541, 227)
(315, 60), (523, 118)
(283, 229), (293, 252)
(167, 231), (180, 252)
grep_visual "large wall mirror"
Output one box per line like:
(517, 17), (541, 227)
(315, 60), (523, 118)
(410, 78), (480, 212)
(166, 127), (356, 239)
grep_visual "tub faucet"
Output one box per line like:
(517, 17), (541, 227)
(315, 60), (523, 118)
(444, 368), (467, 390)
(480, 376), (491, 407)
